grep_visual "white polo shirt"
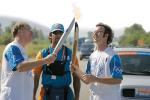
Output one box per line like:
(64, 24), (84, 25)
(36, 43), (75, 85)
(0, 41), (33, 100)
(86, 47), (122, 100)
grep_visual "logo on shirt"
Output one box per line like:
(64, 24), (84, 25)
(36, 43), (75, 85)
(114, 66), (122, 74)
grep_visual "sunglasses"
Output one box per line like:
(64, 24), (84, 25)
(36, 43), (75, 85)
(52, 30), (63, 35)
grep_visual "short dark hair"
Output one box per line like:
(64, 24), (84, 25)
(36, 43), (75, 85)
(96, 22), (114, 44)
(11, 22), (30, 37)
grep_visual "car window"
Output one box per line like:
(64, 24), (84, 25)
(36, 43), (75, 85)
(120, 54), (150, 75)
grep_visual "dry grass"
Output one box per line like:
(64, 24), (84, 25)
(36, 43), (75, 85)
(0, 40), (49, 63)
(0, 45), (6, 63)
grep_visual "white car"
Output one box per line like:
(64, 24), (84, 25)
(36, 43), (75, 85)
(115, 48), (150, 100)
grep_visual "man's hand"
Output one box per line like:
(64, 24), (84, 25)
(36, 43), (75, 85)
(44, 53), (56, 64)
(70, 63), (78, 73)
(81, 74), (97, 84)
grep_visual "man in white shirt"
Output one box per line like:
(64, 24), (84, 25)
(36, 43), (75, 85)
(72, 22), (123, 100)
(0, 22), (56, 100)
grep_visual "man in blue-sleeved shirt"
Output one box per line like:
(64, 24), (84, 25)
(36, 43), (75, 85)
(72, 22), (122, 100)
(0, 22), (55, 100)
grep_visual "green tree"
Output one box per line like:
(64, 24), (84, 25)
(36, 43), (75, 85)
(0, 31), (12, 45)
(32, 27), (44, 40)
(0, 23), (13, 45)
(119, 23), (148, 47)
(143, 32), (150, 47)
(124, 24), (145, 35)
(0, 22), (45, 45)
(0, 23), (2, 34)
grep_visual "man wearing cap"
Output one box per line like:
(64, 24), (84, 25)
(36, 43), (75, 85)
(32, 23), (80, 100)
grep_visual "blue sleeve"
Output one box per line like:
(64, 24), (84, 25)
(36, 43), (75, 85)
(109, 55), (123, 79)
(5, 45), (24, 71)
(86, 60), (91, 74)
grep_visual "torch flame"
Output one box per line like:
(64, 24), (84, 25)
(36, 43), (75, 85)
(72, 3), (81, 21)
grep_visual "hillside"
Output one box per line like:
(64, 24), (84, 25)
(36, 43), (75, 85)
(0, 16), (124, 38)
(0, 16), (50, 37)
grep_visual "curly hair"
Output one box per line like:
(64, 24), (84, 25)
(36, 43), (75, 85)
(96, 22), (114, 44)
(11, 22), (30, 37)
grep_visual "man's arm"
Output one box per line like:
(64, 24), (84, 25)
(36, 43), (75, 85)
(16, 54), (56, 72)
(72, 64), (122, 85)
(96, 77), (122, 84)
(82, 74), (122, 84)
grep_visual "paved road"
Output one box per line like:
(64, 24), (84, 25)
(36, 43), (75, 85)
(71, 59), (90, 100)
